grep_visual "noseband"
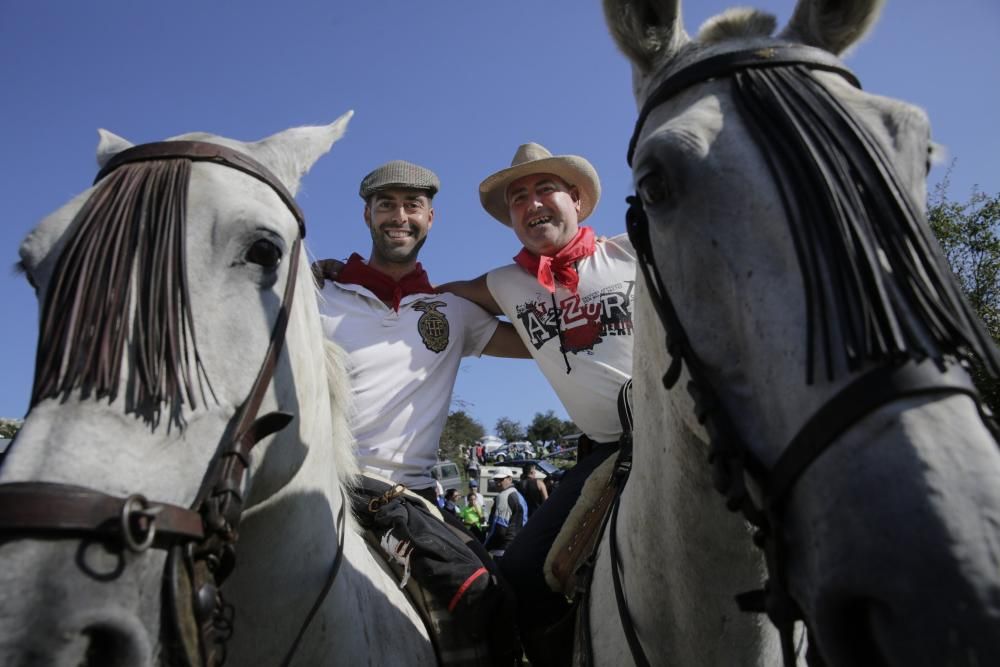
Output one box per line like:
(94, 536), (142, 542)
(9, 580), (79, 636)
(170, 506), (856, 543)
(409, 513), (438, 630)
(615, 46), (988, 666)
(0, 142), (344, 667)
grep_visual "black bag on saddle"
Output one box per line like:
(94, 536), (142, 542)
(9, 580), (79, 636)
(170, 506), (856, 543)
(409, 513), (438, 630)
(351, 477), (500, 631)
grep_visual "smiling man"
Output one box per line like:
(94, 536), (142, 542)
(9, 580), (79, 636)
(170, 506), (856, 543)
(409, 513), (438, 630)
(317, 160), (527, 503)
(439, 144), (637, 665)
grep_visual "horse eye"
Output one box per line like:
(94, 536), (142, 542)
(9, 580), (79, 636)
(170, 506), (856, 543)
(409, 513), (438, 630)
(638, 173), (669, 206)
(245, 239), (282, 268)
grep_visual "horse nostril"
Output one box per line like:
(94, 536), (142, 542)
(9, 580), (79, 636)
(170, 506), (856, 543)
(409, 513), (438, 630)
(81, 622), (147, 667)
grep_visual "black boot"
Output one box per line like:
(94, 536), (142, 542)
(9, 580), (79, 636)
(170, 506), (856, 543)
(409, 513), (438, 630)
(519, 605), (577, 667)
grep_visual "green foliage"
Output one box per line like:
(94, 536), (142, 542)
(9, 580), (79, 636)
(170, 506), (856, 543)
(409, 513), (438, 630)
(526, 410), (577, 444)
(526, 410), (561, 444)
(927, 174), (1000, 411)
(439, 410), (485, 463)
(495, 416), (526, 443)
(0, 419), (21, 439)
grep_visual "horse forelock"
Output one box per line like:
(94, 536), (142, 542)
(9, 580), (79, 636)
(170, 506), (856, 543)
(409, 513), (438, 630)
(30, 159), (212, 426)
(696, 8), (776, 44)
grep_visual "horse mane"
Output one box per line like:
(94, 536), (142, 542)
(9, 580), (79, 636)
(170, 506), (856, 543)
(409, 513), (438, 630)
(323, 336), (359, 486)
(30, 160), (211, 425)
(730, 63), (1000, 382)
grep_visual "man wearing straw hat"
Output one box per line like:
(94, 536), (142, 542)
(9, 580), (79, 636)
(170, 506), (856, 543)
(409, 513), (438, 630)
(440, 143), (637, 665)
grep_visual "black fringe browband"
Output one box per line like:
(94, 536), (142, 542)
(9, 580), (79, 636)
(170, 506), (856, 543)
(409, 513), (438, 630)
(31, 159), (212, 425)
(731, 64), (1000, 383)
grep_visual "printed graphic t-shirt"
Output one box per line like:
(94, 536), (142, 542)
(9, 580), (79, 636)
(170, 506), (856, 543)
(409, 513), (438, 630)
(487, 234), (636, 443)
(319, 283), (498, 490)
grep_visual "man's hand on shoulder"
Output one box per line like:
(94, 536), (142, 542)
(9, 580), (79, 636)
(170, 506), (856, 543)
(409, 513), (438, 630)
(312, 258), (345, 288)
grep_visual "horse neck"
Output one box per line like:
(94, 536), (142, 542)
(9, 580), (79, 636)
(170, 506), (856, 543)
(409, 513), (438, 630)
(223, 259), (436, 665)
(592, 284), (781, 666)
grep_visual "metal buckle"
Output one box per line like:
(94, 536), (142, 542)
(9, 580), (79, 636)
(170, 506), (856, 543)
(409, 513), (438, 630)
(121, 494), (161, 552)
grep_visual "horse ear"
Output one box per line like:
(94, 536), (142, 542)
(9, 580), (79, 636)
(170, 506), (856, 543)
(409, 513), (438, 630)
(602, 0), (688, 73)
(780, 0), (885, 55)
(252, 110), (354, 195)
(96, 129), (134, 169)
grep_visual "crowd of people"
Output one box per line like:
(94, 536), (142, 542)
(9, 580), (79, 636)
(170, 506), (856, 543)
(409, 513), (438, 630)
(440, 460), (552, 557)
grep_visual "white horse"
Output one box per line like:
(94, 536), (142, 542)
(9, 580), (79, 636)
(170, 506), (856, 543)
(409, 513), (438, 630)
(590, 0), (1000, 665)
(0, 116), (437, 666)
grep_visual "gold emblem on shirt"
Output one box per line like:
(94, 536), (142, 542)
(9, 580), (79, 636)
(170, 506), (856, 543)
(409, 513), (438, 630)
(413, 300), (450, 353)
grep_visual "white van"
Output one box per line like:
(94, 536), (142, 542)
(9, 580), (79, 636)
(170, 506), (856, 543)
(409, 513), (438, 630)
(479, 435), (504, 456)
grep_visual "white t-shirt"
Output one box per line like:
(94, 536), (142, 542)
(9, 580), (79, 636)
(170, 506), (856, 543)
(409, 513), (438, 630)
(319, 282), (498, 490)
(487, 234), (636, 443)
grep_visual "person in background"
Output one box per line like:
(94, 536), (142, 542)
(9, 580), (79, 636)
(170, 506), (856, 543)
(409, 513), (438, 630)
(466, 478), (485, 510)
(459, 491), (487, 542)
(467, 449), (481, 481)
(443, 488), (460, 514)
(484, 468), (527, 558)
(517, 463), (548, 518)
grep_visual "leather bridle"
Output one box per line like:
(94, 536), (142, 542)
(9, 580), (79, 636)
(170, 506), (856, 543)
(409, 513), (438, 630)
(0, 141), (345, 666)
(607, 45), (989, 666)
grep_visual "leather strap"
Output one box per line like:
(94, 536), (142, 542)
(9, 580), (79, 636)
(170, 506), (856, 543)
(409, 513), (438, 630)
(0, 481), (204, 546)
(767, 361), (980, 507)
(628, 45), (859, 165)
(609, 494), (652, 667)
(95, 140), (306, 238)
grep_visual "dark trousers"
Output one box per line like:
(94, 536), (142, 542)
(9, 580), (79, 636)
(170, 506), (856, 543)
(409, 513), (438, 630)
(498, 443), (618, 631)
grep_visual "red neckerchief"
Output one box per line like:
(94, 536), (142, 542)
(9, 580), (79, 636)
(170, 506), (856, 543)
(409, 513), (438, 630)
(513, 226), (596, 294)
(335, 253), (436, 311)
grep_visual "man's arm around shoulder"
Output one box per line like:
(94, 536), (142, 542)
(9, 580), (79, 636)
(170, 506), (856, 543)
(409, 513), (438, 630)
(442, 274), (529, 359)
(483, 322), (530, 359)
(438, 274), (502, 316)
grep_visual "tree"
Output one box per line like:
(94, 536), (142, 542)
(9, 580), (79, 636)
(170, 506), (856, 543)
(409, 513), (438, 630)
(0, 419), (22, 439)
(495, 416), (526, 443)
(439, 411), (485, 463)
(927, 174), (1000, 412)
(526, 410), (562, 444)
(526, 410), (569, 444)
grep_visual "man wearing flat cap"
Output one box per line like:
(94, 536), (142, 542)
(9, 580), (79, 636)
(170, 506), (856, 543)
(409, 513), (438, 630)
(440, 144), (637, 665)
(316, 160), (527, 504)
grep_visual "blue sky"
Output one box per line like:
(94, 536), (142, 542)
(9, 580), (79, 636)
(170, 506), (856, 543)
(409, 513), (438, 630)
(2, 0), (998, 436)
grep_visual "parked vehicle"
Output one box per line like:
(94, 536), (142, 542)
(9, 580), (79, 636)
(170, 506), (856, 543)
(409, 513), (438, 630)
(430, 460), (463, 495)
(478, 435), (504, 457)
(488, 441), (535, 462)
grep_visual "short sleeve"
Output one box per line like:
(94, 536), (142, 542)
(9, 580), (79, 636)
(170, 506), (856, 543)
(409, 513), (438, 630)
(606, 233), (636, 258)
(456, 296), (499, 357)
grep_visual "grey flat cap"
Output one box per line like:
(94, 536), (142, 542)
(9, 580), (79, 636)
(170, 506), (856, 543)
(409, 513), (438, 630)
(359, 160), (440, 200)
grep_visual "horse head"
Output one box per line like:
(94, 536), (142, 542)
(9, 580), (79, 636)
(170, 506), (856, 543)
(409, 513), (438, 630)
(1, 113), (358, 666)
(604, 0), (1000, 664)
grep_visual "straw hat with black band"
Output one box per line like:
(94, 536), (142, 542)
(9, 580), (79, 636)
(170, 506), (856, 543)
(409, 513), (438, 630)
(479, 143), (601, 226)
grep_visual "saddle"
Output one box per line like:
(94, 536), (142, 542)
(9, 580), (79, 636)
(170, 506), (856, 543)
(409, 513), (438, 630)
(351, 474), (519, 667)
(544, 454), (619, 597)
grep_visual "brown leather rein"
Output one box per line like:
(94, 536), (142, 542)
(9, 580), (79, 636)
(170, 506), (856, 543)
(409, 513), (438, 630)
(0, 141), (340, 667)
